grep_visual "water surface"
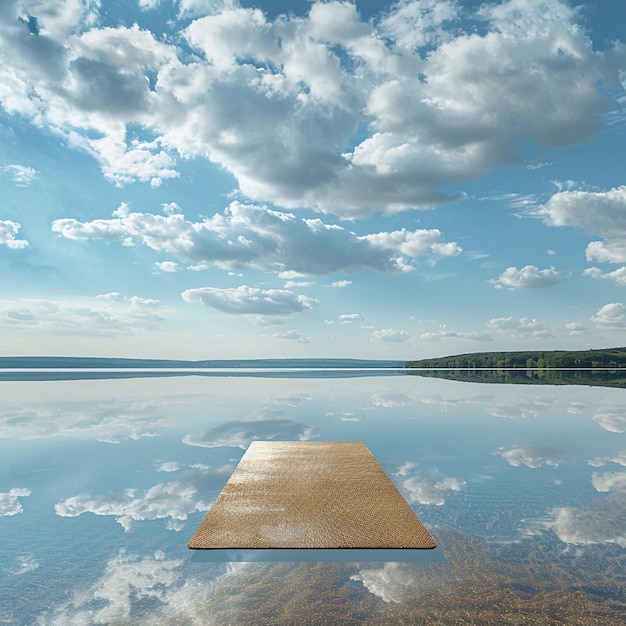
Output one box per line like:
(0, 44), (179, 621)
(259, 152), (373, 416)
(1, 373), (625, 624)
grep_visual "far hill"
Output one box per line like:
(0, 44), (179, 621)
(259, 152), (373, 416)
(0, 357), (403, 369)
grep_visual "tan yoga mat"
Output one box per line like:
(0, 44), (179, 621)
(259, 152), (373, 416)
(188, 441), (436, 550)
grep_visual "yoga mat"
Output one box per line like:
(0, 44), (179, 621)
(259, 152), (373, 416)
(188, 441), (436, 550)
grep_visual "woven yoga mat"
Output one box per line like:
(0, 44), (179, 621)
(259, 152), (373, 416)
(188, 441), (436, 550)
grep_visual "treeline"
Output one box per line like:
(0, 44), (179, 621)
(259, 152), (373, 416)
(406, 368), (626, 389)
(405, 348), (626, 370)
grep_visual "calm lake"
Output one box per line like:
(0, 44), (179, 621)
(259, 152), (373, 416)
(1, 371), (625, 624)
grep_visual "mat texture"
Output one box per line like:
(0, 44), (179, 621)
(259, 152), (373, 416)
(188, 441), (436, 550)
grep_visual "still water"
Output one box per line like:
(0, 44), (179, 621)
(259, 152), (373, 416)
(1, 372), (625, 624)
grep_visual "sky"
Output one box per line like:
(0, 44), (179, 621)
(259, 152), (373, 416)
(1, 0), (625, 360)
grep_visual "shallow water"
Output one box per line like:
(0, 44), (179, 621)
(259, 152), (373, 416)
(1, 373), (625, 624)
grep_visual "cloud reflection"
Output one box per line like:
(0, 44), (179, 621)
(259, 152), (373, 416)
(0, 487), (31, 516)
(54, 466), (230, 532)
(496, 446), (566, 468)
(39, 550), (184, 626)
(537, 496), (626, 548)
(593, 411), (626, 433)
(182, 418), (316, 449)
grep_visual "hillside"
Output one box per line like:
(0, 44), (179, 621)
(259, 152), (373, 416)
(406, 347), (626, 370)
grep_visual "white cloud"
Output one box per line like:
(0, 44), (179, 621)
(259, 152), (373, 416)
(566, 321), (586, 335)
(283, 280), (314, 288)
(182, 285), (318, 322)
(272, 329), (311, 343)
(1, 0), (620, 217)
(53, 202), (460, 275)
(0, 220), (29, 249)
(537, 186), (626, 263)
(0, 294), (165, 336)
(138, 0), (161, 9)
(177, 0), (234, 17)
(591, 302), (626, 328)
(487, 316), (551, 338)
(490, 265), (565, 289)
(155, 260), (179, 273)
(371, 328), (411, 342)
(496, 446), (565, 468)
(1, 164), (37, 186)
(420, 328), (493, 342)
(585, 266), (626, 285)
(54, 466), (229, 531)
(331, 280), (352, 288)
(379, 0), (457, 50)
(0, 487), (31, 516)
(338, 313), (363, 324)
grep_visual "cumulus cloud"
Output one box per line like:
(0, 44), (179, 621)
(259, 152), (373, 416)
(52, 202), (460, 275)
(584, 266), (626, 285)
(272, 329), (311, 343)
(54, 466), (230, 531)
(0, 294), (165, 336)
(566, 321), (586, 335)
(537, 186), (626, 264)
(155, 260), (179, 272)
(371, 328), (411, 342)
(182, 286), (318, 322)
(496, 445), (566, 468)
(0, 220), (29, 249)
(1, 164), (37, 186)
(182, 418), (316, 449)
(591, 302), (626, 328)
(338, 313), (363, 324)
(331, 280), (352, 288)
(0, 487), (31, 516)
(1, 0), (621, 217)
(490, 265), (566, 289)
(487, 316), (552, 338)
(420, 328), (493, 342)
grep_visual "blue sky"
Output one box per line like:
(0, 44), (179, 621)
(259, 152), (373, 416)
(1, 0), (625, 359)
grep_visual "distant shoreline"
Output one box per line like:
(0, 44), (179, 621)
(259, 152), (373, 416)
(0, 357), (404, 369)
